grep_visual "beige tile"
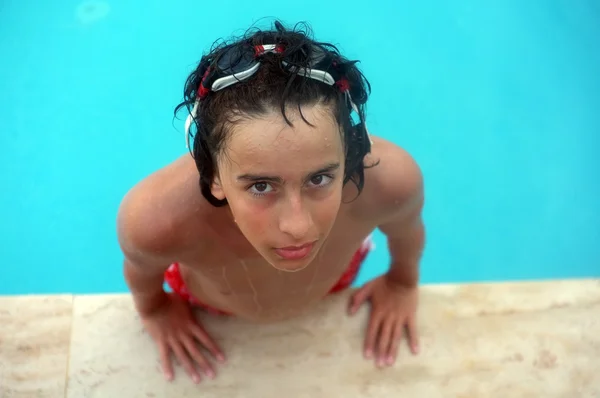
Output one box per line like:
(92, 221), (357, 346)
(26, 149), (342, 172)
(421, 279), (600, 317)
(0, 295), (73, 398)
(67, 280), (600, 398)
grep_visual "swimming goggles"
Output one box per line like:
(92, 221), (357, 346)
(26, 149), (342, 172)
(184, 43), (370, 149)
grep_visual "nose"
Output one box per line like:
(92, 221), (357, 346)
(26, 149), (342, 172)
(278, 194), (313, 240)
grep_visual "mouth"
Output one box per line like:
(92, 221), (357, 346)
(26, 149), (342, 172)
(274, 241), (316, 260)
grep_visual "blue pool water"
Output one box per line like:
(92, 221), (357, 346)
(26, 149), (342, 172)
(1, 1), (599, 295)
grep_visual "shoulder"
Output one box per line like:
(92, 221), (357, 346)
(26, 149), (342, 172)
(116, 154), (207, 257)
(354, 136), (424, 222)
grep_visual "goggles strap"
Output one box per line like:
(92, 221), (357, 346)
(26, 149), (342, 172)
(185, 93), (372, 150)
(185, 101), (199, 150)
(185, 52), (372, 148)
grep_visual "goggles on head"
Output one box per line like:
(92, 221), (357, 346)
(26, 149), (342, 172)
(184, 43), (370, 149)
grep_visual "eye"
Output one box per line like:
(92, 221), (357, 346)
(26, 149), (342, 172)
(249, 182), (273, 196)
(308, 174), (333, 187)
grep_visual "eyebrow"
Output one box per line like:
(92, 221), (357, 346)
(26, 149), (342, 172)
(236, 162), (341, 184)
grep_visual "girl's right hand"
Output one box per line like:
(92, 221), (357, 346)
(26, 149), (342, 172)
(140, 293), (226, 383)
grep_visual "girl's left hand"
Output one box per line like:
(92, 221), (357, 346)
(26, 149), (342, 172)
(348, 274), (420, 367)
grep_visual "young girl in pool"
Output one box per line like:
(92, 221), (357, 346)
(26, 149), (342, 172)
(118, 20), (425, 383)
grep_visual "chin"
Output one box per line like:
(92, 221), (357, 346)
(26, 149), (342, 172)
(265, 249), (319, 273)
(268, 258), (311, 272)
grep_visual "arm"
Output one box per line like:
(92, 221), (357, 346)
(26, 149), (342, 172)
(378, 196), (425, 287)
(116, 183), (225, 382)
(373, 142), (426, 287)
(117, 194), (174, 315)
(351, 140), (425, 366)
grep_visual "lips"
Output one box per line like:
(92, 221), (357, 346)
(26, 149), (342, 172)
(274, 242), (315, 260)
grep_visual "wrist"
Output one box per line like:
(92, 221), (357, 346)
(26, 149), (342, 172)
(134, 290), (169, 316)
(123, 259), (170, 315)
(386, 263), (419, 288)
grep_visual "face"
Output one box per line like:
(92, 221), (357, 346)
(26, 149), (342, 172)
(211, 104), (345, 272)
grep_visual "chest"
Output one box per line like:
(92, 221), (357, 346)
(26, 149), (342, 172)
(194, 232), (368, 296)
(178, 206), (377, 319)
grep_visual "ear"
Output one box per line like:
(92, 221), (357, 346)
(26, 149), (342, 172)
(210, 176), (226, 200)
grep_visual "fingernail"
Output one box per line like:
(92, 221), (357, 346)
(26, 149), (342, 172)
(192, 375), (200, 384)
(364, 349), (373, 359)
(386, 355), (394, 365)
(206, 370), (215, 379)
(165, 373), (173, 382)
(217, 354), (226, 363)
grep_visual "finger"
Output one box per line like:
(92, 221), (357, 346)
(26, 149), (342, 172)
(406, 316), (420, 355)
(190, 325), (226, 363)
(158, 341), (174, 381)
(363, 312), (381, 360)
(376, 319), (394, 368)
(387, 321), (404, 366)
(349, 285), (371, 315)
(180, 334), (216, 379)
(169, 337), (201, 384)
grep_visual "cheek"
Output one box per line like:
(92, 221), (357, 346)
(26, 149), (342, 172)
(312, 188), (343, 227)
(229, 197), (274, 237)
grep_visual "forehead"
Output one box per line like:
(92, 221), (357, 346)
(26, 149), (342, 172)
(223, 105), (343, 171)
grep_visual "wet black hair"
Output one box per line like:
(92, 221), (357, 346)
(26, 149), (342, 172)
(174, 20), (374, 207)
